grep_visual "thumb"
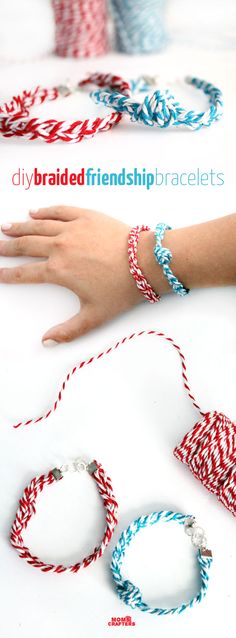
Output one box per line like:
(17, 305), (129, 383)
(42, 308), (97, 346)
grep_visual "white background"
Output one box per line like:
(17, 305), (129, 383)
(0, 14), (236, 638)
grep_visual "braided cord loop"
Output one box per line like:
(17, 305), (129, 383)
(91, 76), (223, 130)
(154, 223), (189, 296)
(11, 329), (235, 517)
(128, 226), (160, 303)
(111, 511), (213, 614)
(10, 460), (118, 573)
(0, 73), (130, 143)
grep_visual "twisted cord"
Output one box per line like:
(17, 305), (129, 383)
(11, 328), (235, 517)
(0, 73), (128, 143)
(111, 510), (212, 614)
(128, 226), (160, 303)
(10, 461), (118, 573)
(13, 329), (202, 429)
(91, 76), (223, 130)
(154, 223), (189, 296)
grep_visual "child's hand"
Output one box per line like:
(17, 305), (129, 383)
(0, 206), (155, 345)
(1, 207), (236, 344)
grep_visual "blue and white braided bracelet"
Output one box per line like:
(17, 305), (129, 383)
(91, 76), (223, 130)
(154, 223), (189, 296)
(111, 511), (213, 615)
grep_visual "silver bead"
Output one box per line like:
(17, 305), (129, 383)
(191, 526), (207, 548)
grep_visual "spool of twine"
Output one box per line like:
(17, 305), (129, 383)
(52, 0), (108, 57)
(110, 0), (166, 54)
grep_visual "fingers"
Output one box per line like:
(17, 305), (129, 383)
(0, 236), (51, 258)
(1, 219), (63, 237)
(30, 206), (81, 222)
(0, 262), (47, 284)
(42, 308), (99, 345)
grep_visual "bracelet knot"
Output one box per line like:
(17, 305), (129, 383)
(154, 245), (172, 267)
(118, 580), (142, 607)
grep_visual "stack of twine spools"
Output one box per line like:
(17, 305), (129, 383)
(52, 0), (166, 58)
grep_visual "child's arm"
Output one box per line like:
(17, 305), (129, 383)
(0, 207), (235, 345)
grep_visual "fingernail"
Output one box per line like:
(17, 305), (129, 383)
(1, 223), (12, 231)
(29, 209), (38, 216)
(43, 339), (58, 347)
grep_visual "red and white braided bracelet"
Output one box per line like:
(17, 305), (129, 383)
(12, 330), (236, 517)
(0, 73), (130, 143)
(128, 225), (160, 303)
(10, 458), (118, 573)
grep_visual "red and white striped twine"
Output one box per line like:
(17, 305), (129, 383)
(128, 226), (160, 303)
(12, 329), (236, 517)
(10, 460), (118, 573)
(174, 411), (236, 517)
(52, 0), (108, 58)
(0, 73), (130, 143)
(13, 330), (202, 429)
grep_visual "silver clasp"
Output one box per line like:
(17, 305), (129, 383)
(60, 458), (87, 474)
(184, 516), (212, 558)
(57, 81), (79, 97)
(52, 459), (98, 481)
(140, 74), (160, 87)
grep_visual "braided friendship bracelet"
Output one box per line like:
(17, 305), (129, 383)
(91, 75), (223, 130)
(12, 330), (236, 517)
(10, 458), (118, 573)
(111, 511), (213, 615)
(0, 73), (130, 143)
(154, 223), (189, 296)
(128, 226), (160, 303)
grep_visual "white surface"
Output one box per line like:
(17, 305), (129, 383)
(0, 0), (55, 62)
(0, 44), (235, 638)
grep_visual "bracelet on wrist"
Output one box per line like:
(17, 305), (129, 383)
(128, 225), (160, 303)
(128, 223), (189, 300)
(154, 223), (189, 296)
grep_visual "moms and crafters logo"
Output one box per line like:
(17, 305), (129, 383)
(11, 167), (224, 191)
(108, 616), (136, 627)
